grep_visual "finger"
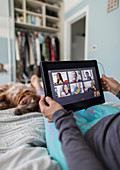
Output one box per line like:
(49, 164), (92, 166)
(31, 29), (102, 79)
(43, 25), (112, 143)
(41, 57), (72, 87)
(40, 96), (46, 102)
(47, 119), (53, 123)
(102, 74), (108, 81)
(46, 96), (54, 105)
(103, 87), (109, 91)
(102, 74), (106, 78)
(103, 85), (109, 91)
(102, 81), (108, 85)
(39, 96), (48, 113)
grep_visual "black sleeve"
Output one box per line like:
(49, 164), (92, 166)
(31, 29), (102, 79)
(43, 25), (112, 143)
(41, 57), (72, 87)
(116, 90), (120, 99)
(52, 109), (105, 170)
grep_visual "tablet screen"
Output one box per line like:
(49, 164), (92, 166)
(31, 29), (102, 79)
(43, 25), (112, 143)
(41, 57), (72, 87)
(48, 67), (101, 105)
(40, 60), (105, 111)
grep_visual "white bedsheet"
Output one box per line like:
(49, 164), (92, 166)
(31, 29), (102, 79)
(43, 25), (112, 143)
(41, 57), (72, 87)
(0, 109), (60, 170)
(0, 103), (120, 170)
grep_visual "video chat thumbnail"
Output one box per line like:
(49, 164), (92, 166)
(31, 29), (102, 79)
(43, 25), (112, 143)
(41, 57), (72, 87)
(52, 72), (68, 85)
(68, 71), (82, 83)
(81, 69), (94, 81)
(83, 80), (96, 92)
(70, 82), (84, 95)
(54, 84), (70, 98)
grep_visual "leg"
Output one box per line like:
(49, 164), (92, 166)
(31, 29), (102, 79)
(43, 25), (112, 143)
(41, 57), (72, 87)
(0, 101), (9, 110)
(85, 113), (120, 170)
(30, 75), (44, 97)
(30, 75), (43, 90)
(0, 94), (5, 102)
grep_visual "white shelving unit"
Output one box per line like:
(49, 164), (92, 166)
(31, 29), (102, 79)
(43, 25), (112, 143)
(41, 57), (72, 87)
(15, 21), (60, 32)
(14, 0), (61, 33)
(13, 0), (64, 83)
(0, 0), (64, 85)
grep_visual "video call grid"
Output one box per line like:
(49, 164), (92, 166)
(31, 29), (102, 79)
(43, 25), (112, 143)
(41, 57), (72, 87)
(50, 68), (97, 98)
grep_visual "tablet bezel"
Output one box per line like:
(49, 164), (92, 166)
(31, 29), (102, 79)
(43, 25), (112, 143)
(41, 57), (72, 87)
(40, 60), (105, 111)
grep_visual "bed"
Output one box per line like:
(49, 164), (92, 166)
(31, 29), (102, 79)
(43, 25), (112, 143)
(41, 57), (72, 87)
(0, 103), (120, 170)
(0, 109), (60, 170)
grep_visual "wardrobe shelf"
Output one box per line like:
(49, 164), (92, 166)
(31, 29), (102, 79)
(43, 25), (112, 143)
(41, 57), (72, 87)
(15, 22), (60, 32)
(26, 0), (60, 11)
(14, 8), (24, 13)
(26, 10), (43, 17)
(46, 3), (60, 11)
(26, 0), (43, 8)
(46, 15), (60, 22)
(14, 0), (23, 9)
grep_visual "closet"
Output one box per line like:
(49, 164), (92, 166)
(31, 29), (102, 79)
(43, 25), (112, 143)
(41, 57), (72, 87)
(0, 0), (64, 84)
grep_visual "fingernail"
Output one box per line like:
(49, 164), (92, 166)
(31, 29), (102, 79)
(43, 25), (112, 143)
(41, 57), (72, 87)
(46, 96), (49, 100)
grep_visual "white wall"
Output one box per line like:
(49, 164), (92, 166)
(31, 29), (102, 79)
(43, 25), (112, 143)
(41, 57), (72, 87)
(64, 0), (120, 103)
(64, 0), (83, 13)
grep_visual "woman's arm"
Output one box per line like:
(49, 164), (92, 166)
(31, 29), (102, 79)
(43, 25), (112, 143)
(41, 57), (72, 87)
(101, 74), (120, 96)
(39, 96), (105, 170)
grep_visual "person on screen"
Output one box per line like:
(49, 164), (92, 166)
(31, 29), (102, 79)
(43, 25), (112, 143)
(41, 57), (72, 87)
(54, 72), (63, 85)
(78, 71), (82, 82)
(85, 71), (91, 80)
(88, 81), (96, 92)
(71, 71), (78, 83)
(38, 74), (120, 170)
(61, 84), (70, 97)
(72, 83), (83, 95)
(54, 87), (58, 97)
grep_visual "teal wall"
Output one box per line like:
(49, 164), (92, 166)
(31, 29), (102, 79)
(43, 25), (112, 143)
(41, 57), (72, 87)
(0, 0), (9, 64)
(65, 0), (120, 103)
(0, 38), (9, 64)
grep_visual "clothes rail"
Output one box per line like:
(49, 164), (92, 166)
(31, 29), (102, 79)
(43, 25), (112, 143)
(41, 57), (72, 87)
(15, 28), (56, 36)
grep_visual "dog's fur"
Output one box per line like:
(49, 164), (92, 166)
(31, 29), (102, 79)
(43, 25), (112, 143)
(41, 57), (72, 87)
(0, 82), (41, 115)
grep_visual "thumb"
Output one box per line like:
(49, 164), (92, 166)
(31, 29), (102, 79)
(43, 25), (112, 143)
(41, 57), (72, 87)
(102, 74), (108, 80)
(48, 119), (53, 123)
(46, 96), (53, 105)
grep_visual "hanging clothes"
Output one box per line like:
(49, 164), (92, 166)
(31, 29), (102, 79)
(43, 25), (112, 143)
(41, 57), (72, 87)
(15, 29), (60, 82)
(51, 39), (55, 61)
(15, 35), (20, 61)
(55, 37), (60, 61)
(35, 33), (41, 66)
(38, 33), (44, 62)
(28, 36), (35, 66)
(46, 36), (51, 61)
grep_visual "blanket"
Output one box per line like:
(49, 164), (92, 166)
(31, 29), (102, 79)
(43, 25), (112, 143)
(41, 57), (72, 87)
(45, 103), (120, 170)
(0, 109), (60, 170)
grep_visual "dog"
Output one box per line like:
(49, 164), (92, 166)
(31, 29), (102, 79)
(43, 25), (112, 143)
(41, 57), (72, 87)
(0, 82), (41, 115)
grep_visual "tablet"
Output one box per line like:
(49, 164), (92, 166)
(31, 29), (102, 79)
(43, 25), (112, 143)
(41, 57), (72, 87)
(40, 60), (105, 111)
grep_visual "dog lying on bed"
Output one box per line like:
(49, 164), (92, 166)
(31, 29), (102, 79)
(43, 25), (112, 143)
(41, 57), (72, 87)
(0, 82), (40, 115)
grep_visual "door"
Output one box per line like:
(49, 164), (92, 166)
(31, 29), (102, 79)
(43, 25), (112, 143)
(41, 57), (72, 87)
(64, 5), (89, 61)
(71, 16), (85, 61)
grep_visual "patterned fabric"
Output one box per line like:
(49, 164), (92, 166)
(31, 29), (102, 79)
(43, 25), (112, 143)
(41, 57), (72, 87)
(36, 88), (45, 97)
(74, 104), (120, 135)
(45, 104), (120, 170)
